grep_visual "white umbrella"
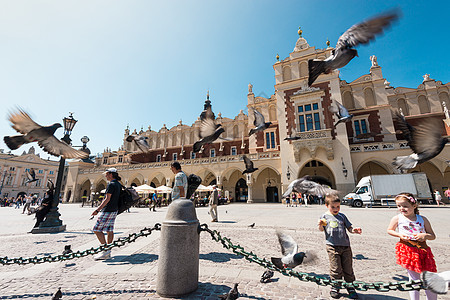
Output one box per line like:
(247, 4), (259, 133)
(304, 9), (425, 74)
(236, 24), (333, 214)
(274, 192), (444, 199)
(195, 184), (210, 192)
(134, 184), (156, 193)
(206, 185), (221, 191)
(156, 185), (173, 194)
(100, 189), (106, 193)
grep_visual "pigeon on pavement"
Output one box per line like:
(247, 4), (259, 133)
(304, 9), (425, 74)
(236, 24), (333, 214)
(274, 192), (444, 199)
(242, 155), (258, 174)
(4, 109), (88, 159)
(271, 230), (317, 269)
(249, 109), (272, 136)
(126, 135), (151, 152)
(248, 223), (255, 228)
(52, 287), (62, 300)
(260, 269), (274, 283)
(422, 270), (450, 294)
(62, 245), (73, 255)
(308, 10), (399, 86)
(193, 106), (225, 153)
(25, 168), (38, 184)
(282, 176), (337, 199)
(330, 101), (353, 127)
(393, 111), (448, 171)
(218, 283), (239, 300)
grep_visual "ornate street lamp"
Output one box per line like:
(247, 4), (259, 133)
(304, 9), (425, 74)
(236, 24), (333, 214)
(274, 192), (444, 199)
(286, 166), (291, 181)
(35, 113), (78, 233)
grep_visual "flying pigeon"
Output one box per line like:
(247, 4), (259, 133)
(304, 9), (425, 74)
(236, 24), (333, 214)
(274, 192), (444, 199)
(242, 155), (258, 174)
(193, 106), (225, 152)
(218, 283), (239, 300)
(248, 223), (255, 228)
(271, 230), (317, 269)
(393, 111), (448, 171)
(249, 109), (272, 136)
(330, 101), (353, 127)
(422, 270), (450, 294)
(308, 10), (399, 86)
(260, 269), (274, 283)
(284, 132), (300, 141)
(52, 287), (62, 300)
(126, 135), (151, 152)
(62, 245), (73, 255)
(4, 109), (88, 159)
(25, 168), (38, 184)
(282, 176), (337, 199)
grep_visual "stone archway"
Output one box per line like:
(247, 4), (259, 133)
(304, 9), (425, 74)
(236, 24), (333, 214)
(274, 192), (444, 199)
(408, 162), (444, 196)
(356, 161), (390, 182)
(222, 169), (245, 202)
(235, 178), (248, 202)
(79, 180), (91, 203)
(299, 160), (336, 189)
(255, 167), (281, 202)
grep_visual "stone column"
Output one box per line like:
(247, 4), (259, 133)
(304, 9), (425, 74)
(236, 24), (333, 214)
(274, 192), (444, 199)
(246, 174), (253, 203)
(157, 199), (199, 297)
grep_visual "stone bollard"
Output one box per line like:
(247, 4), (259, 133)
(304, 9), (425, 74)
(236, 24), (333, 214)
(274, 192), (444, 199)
(157, 198), (199, 297)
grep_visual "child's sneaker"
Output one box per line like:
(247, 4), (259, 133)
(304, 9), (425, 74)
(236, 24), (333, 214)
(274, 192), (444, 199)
(346, 287), (359, 299)
(330, 287), (341, 299)
(94, 250), (111, 260)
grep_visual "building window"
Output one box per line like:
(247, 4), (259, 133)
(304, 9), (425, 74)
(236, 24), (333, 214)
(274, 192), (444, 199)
(25, 168), (30, 172)
(49, 171), (54, 175)
(190, 151), (196, 159)
(38, 170), (43, 174)
(6, 176), (12, 186)
(352, 116), (371, 139)
(9, 167), (15, 171)
(21, 178), (27, 186)
(297, 103), (321, 132)
(118, 156), (123, 163)
(103, 157), (108, 164)
(35, 179), (41, 187)
(265, 131), (276, 149)
(156, 154), (161, 162)
(210, 149), (215, 157)
(231, 146), (237, 156)
(173, 153), (177, 161)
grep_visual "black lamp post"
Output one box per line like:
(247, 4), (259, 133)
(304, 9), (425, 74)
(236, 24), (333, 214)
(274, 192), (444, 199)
(36, 113), (77, 232)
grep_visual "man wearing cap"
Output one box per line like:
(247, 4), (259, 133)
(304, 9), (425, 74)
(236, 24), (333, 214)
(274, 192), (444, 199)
(170, 162), (188, 201)
(91, 167), (121, 260)
(209, 185), (219, 222)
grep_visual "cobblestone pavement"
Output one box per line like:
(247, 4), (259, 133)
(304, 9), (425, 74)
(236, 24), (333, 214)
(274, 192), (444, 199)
(0, 203), (449, 299)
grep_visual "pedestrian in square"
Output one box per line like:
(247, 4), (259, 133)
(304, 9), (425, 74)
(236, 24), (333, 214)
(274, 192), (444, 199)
(170, 162), (188, 200)
(91, 168), (121, 260)
(318, 194), (362, 299)
(209, 185), (219, 222)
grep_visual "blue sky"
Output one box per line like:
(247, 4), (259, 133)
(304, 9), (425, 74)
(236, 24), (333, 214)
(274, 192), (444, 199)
(0, 1), (448, 160)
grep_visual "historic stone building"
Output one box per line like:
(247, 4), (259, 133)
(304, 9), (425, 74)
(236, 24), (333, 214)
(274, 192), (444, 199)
(64, 31), (450, 203)
(0, 147), (60, 199)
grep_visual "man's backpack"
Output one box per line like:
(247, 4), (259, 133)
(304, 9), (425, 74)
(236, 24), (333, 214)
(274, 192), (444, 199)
(186, 174), (202, 199)
(118, 185), (141, 214)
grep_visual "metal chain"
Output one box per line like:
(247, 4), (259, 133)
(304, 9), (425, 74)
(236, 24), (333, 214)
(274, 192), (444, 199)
(0, 223), (161, 265)
(199, 224), (424, 292)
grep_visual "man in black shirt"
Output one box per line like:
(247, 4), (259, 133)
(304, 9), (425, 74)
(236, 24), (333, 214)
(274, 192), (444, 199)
(91, 168), (121, 260)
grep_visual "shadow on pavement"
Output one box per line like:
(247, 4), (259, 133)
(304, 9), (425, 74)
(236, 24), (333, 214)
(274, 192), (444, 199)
(0, 289), (158, 299)
(353, 254), (376, 260)
(106, 253), (158, 265)
(217, 221), (237, 223)
(391, 274), (409, 281)
(199, 251), (242, 263)
(359, 294), (407, 300)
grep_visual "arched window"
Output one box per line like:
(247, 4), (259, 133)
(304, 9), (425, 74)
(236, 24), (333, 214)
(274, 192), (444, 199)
(156, 136), (161, 148)
(418, 95), (430, 114)
(397, 98), (409, 116)
(180, 133), (185, 146)
(221, 127), (227, 138)
(171, 134), (176, 147)
(364, 88), (376, 107)
(299, 62), (308, 78)
(269, 105), (277, 121)
(439, 92), (450, 110)
(283, 66), (291, 81)
(164, 135), (168, 148)
(342, 91), (355, 109)
(190, 131), (195, 144)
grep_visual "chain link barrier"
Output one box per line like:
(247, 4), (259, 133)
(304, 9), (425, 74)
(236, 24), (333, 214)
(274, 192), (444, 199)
(0, 223), (161, 266)
(199, 224), (424, 292)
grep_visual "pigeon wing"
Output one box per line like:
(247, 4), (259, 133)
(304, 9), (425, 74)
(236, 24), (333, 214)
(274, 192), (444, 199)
(336, 101), (349, 117)
(125, 135), (136, 142)
(395, 111), (415, 147)
(276, 231), (298, 256)
(27, 168), (35, 181)
(199, 119), (218, 139)
(253, 109), (265, 127)
(336, 11), (399, 50)
(201, 105), (215, 121)
(243, 155), (254, 170)
(410, 119), (446, 157)
(8, 109), (42, 134)
(38, 136), (89, 159)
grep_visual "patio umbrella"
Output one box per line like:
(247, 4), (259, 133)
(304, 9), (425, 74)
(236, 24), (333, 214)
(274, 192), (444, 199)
(134, 184), (156, 193)
(156, 185), (173, 194)
(195, 184), (210, 192)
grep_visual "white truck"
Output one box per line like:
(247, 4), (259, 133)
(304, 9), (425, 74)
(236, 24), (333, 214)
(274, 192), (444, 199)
(342, 173), (432, 207)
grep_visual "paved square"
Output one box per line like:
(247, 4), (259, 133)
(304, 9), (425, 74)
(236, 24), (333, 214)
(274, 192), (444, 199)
(0, 203), (449, 299)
